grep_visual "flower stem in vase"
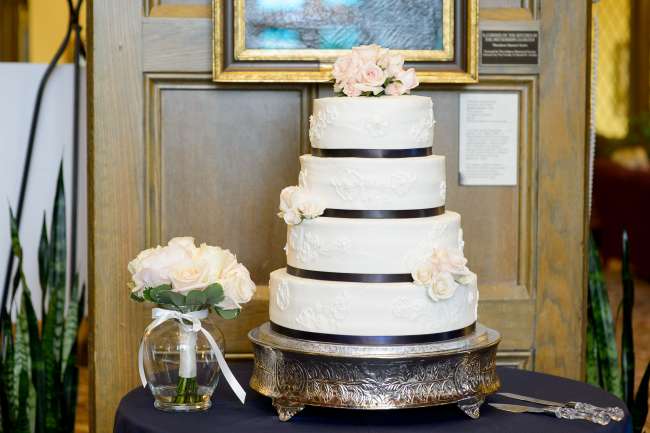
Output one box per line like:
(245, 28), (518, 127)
(174, 323), (199, 404)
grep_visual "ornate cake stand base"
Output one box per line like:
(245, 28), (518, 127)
(249, 322), (500, 421)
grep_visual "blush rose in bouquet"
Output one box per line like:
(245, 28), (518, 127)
(332, 44), (419, 97)
(129, 237), (253, 410)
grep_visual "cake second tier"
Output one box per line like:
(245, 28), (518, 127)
(300, 154), (446, 210)
(286, 211), (463, 275)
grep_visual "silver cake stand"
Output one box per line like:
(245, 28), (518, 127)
(248, 322), (501, 421)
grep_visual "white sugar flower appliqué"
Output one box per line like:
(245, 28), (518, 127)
(278, 186), (325, 225)
(411, 247), (476, 302)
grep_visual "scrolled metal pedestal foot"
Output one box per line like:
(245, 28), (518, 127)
(249, 322), (500, 421)
(273, 399), (305, 421)
(457, 396), (485, 419)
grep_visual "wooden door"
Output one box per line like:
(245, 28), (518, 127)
(89, 1), (590, 432)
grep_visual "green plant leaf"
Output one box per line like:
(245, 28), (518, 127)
(38, 212), (49, 312)
(185, 290), (208, 306)
(21, 289), (45, 433)
(587, 235), (623, 398)
(214, 307), (240, 320)
(204, 283), (224, 305)
(9, 208), (22, 260)
(631, 361), (650, 433)
(585, 295), (600, 386)
(42, 163), (66, 432)
(61, 276), (80, 380)
(621, 230), (635, 408)
(14, 368), (30, 433)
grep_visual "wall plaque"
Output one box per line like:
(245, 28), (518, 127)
(459, 92), (519, 186)
(481, 30), (539, 65)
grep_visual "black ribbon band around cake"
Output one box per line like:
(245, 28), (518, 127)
(270, 321), (477, 345)
(311, 147), (432, 158)
(322, 206), (444, 219)
(287, 265), (413, 283)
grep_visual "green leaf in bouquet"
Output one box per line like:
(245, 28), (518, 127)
(631, 361), (650, 433)
(156, 290), (185, 309)
(130, 292), (145, 302)
(214, 307), (240, 320)
(620, 230), (635, 408)
(204, 283), (224, 305)
(185, 290), (208, 306)
(142, 284), (172, 303)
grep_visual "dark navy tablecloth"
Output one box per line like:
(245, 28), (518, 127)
(114, 362), (631, 433)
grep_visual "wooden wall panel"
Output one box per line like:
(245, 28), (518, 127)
(535, 0), (589, 379)
(89, 0), (146, 432)
(157, 88), (304, 281)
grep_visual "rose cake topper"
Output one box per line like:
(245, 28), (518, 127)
(332, 44), (419, 97)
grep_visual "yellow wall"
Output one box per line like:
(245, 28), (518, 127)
(28, 0), (86, 63)
(595, 0), (631, 139)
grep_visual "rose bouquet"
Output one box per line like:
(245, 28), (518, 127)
(129, 236), (255, 317)
(332, 44), (419, 97)
(129, 237), (253, 409)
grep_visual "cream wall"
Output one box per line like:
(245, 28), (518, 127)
(28, 0), (86, 63)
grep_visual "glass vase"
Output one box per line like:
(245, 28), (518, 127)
(141, 307), (225, 412)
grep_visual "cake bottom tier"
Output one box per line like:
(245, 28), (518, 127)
(269, 268), (478, 338)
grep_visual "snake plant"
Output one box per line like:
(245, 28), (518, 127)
(587, 232), (649, 433)
(0, 165), (85, 433)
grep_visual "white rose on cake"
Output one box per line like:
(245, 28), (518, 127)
(278, 185), (325, 225)
(411, 247), (476, 302)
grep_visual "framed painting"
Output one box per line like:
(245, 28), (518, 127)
(213, 0), (478, 83)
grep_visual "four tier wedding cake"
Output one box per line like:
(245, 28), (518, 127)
(269, 46), (478, 344)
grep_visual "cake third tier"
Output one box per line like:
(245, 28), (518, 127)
(286, 212), (462, 275)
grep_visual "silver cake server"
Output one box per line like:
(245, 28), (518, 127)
(497, 392), (624, 421)
(489, 403), (611, 425)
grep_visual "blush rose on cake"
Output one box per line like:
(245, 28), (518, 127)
(332, 44), (419, 97)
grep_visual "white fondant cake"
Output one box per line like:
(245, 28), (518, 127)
(286, 213), (461, 274)
(270, 92), (478, 340)
(270, 269), (477, 336)
(310, 96), (434, 150)
(299, 154), (446, 210)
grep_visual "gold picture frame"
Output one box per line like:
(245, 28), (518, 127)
(213, 0), (478, 83)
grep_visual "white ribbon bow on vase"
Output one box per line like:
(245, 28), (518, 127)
(138, 308), (246, 404)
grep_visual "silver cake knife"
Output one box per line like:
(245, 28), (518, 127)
(497, 392), (625, 421)
(489, 403), (610, 425)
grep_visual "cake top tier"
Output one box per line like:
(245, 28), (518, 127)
(309, 95), (435, 150)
